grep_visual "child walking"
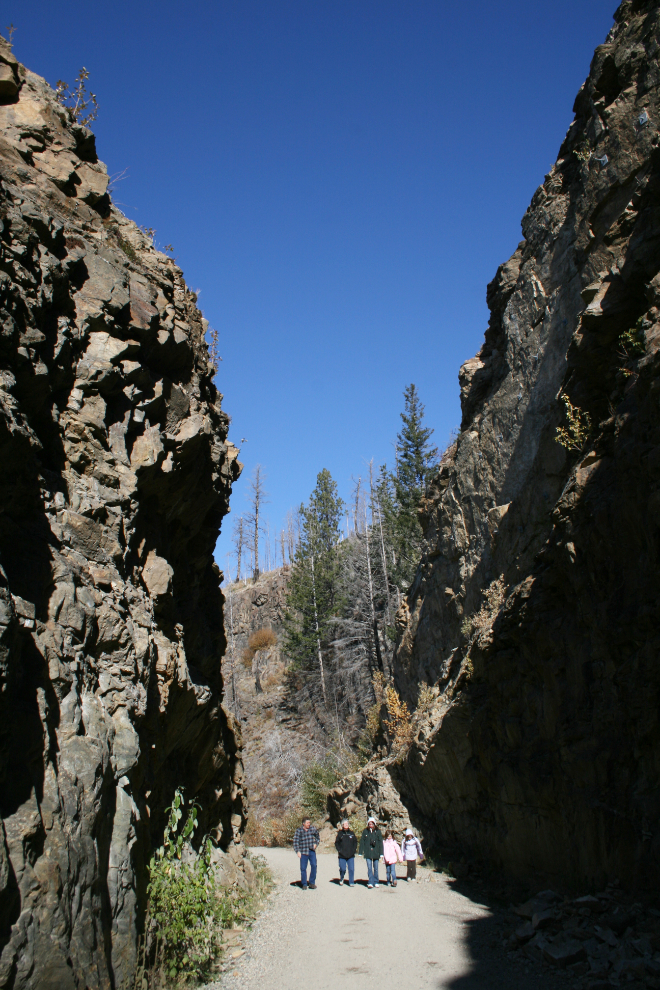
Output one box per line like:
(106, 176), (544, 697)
(401, 828), (424, 881)
(382, 829), (402, 886)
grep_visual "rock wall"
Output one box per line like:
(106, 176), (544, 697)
(0, 41), (245, 989)
(389, 0), (660, 893)
(226, 569), (289, 656)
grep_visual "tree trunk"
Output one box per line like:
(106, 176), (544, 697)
(227, 581), (239, 716)
(310, 552), (328, 706)
(364, 522), (383, 673)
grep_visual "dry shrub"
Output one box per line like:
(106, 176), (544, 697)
(371, 670), (386, 705)
(241, 627), (277, 669)
(472, 576), (506, 647)
(269, 808), (303, 847)
(243, 810), (267, 847)
(462, 576), (507, 648)
(415, 682), (437, 716)
(384, 685), (413, 757)
(249, 628), (277, 650)
(261, 667), (284, 691)
(244, 806), (303, 848)
(357, 672), (387, 759)
(365, 704), (381, 744)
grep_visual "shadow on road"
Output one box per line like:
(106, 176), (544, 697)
(437, 877), (566, 990)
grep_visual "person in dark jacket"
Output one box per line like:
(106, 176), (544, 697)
(334, 819), (358, 886)
(358, 817), (384, 888)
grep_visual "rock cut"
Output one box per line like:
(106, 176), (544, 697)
(0, 37), (245, 989)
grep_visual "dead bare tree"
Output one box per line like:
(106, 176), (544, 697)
(369, 460), (392, 628)
(285, 508), (300, 563)
(232, 515), (246, 582)
(264, 518), (271, 572)
(245, 465), (269, 581)
(328, 476), (393, 705)
(353, 477), (362, 534)
(224, 556), (240, 716)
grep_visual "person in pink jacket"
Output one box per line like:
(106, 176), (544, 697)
(401, 828), (424, 881)
(382, 829), (403, 886)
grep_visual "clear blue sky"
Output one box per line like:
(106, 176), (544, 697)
(13, 1), (615, 575)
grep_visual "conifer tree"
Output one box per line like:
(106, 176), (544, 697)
(283, 470), (344, 707)
(385, 384), (438, 591)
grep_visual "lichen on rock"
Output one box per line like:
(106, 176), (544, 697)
(0, 36), (244, 989)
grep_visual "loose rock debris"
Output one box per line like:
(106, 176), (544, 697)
(503, 883), (660, 988)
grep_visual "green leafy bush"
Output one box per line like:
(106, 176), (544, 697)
(134, 791), (273, 987)
(144, 791), (216, 982)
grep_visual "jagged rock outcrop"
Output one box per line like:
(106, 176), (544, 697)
(226, 569), (289, 653)
(383, 0), (660, 893)
(0, 40), (245, 989)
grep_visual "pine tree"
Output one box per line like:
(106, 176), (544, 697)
(387, 384), (438, 591)
(283, 470), (344, 708)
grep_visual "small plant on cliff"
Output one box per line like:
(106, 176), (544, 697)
(460, 576), (507, 647)
(555, 394), (591, 451)
(117, 236), (138, 262)
(619, 320), (646, 359)
(573, 141), (591, 163)
(55, 67), (98, 126)
(415, 682), (436, 716)
(207, 326), (222, 373)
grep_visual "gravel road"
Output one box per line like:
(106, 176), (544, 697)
(202, 849), (572, 990)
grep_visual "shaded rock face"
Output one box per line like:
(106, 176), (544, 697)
(0, 41), (244, 989)
(392, 1), (660, 893)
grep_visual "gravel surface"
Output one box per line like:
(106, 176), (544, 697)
(202, 849), (575, 990)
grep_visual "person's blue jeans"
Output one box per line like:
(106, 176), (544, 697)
(338, 856), (355, 884)
(386, 862), (397, 884)
(366, 858), (379, 886)
(300, 849), (317, 887)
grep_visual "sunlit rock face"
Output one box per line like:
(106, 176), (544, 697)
(391, 0), (660, 892)
(0, 38), (245, 989)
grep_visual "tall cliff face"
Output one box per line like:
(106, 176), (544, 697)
(391, 0), (660, 892)
(0, 41), (244, 989)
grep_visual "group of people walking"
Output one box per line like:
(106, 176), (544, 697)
(292, 816), (424, 890)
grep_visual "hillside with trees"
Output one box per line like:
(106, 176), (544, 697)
(223, 384), (442, 836)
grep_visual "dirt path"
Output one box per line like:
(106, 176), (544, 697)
(203, 849), (572, 990)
